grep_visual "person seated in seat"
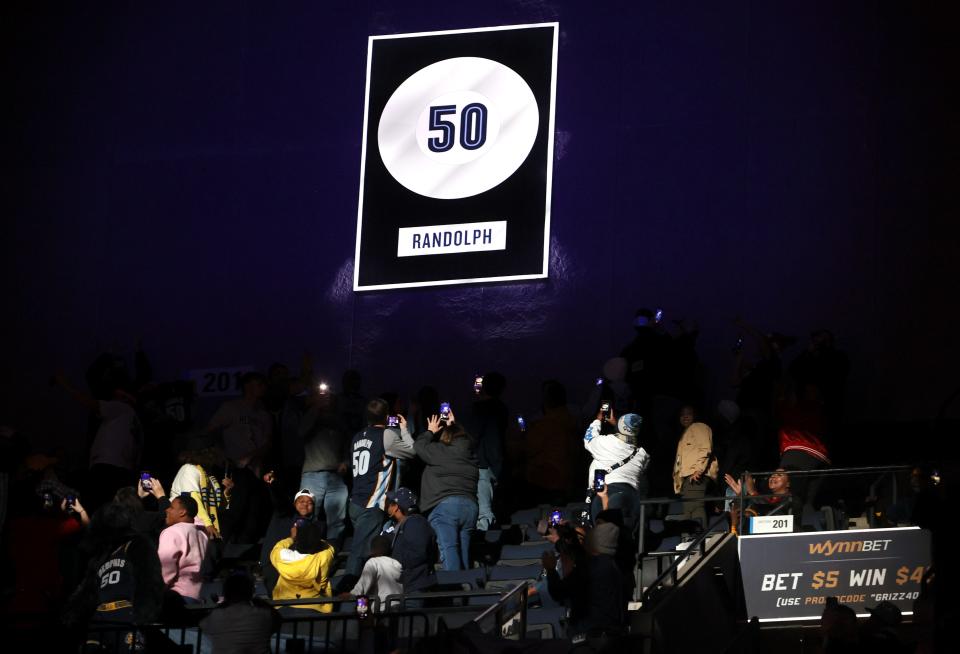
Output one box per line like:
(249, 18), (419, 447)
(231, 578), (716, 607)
(528, 521), (585, 609)
(64, 503), (165, 652)
(724, 468), (791, 532)
(260, 485), (323, 595)
(385, 487), (438, 602)
(542, 521), (625, 638)
(158, 495), (209, 605)
(269, 520), (335, 613)
(199, 571), (280, 654)
(337, 535), (402, 611)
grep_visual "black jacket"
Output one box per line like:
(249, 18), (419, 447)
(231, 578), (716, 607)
(546, 553), (624, 634)
(391, 513), (437, 592)
(64, 532), (164, 627)
(464, 398), (508, 476)
(218, 467), (272, 544)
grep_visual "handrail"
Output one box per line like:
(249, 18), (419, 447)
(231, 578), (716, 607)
(743, 464), (911, 477)
(472, 581), (529, 639)
(735, 464), (910, 534)
(640, 513), (730, 605)
(384, 587), (510, 611)
(637, 495), (729, 505)
(81, 604), (433, 654)
(635, 494), (728, 567)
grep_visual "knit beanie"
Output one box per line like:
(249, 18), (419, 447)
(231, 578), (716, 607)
(586, 522), (619, 556)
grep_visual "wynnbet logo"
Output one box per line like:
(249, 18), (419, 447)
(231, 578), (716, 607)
(808, 539), (893, 556)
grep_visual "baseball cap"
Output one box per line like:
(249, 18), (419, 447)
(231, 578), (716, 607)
(617, 413), (642, 444)
(386, 487), (418, 513)
(294, 488), (315, 501)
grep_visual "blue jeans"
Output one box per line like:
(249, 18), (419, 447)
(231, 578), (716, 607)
(476, 468), (496, 530)
(591, 482), (642, 530)
(345, 502), (386, 578)
(428, 496), (478, 571)
(300, 471), (348, 542)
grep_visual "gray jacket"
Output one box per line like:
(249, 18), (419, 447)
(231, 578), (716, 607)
(414, 430), (479, 512)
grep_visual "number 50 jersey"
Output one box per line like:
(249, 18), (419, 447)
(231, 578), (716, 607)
(350, 427), (396, 510)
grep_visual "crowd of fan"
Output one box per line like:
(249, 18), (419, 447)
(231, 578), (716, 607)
(1, 307), (939, 653)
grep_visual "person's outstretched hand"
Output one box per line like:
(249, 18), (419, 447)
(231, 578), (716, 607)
(596, 484), (610, 510)
(595, 408), (616, 426)
(426, 415), (442, 433)
(724, 473), (742, 495)
(150, 478), (166, 498)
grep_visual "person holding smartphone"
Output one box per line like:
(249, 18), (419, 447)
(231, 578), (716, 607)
(339, 399), (416, 591)
(416, 410), (480, 571)
(583, 409), (650, 528)
(462, 371), (508, 531)
(269, 520), (335, 613)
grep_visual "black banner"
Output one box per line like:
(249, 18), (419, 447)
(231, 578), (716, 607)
(739, 527), (931, 621)
(353, 23), (558, 291)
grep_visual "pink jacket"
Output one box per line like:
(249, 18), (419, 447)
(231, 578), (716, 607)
(158, 521), (209, 600)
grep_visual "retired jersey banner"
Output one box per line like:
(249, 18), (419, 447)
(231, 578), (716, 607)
(739, 527), (931, 621)
(353, 23), (558, 291)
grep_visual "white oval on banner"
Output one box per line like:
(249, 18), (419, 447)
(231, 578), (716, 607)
(377, 57), (539, 200)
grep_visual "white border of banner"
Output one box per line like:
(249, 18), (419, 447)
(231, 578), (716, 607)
(738, 526), (920, 622)
(352, 22), (559, 291)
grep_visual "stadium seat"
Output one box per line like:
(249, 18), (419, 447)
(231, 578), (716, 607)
(486, 564), (542, 585)
(509, 508), (542, 525)
(466, 594), (502, 606)
(524, 525), (545, 542)
(526, 606), (568, 639)
(801, 505), (825, 531)
(498, 541), (554, 565)
(436, 568), (485, 591)
(437, 612), (483, 631)
(663, 501), (684, 517)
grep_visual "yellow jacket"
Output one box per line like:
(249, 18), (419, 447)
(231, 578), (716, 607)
(269, 537), (335, 612)
(672, 422), (718, 493)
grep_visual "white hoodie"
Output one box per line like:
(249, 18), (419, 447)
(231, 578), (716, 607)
(350, 555), (403, 609)
(583, 420), (650, 490)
